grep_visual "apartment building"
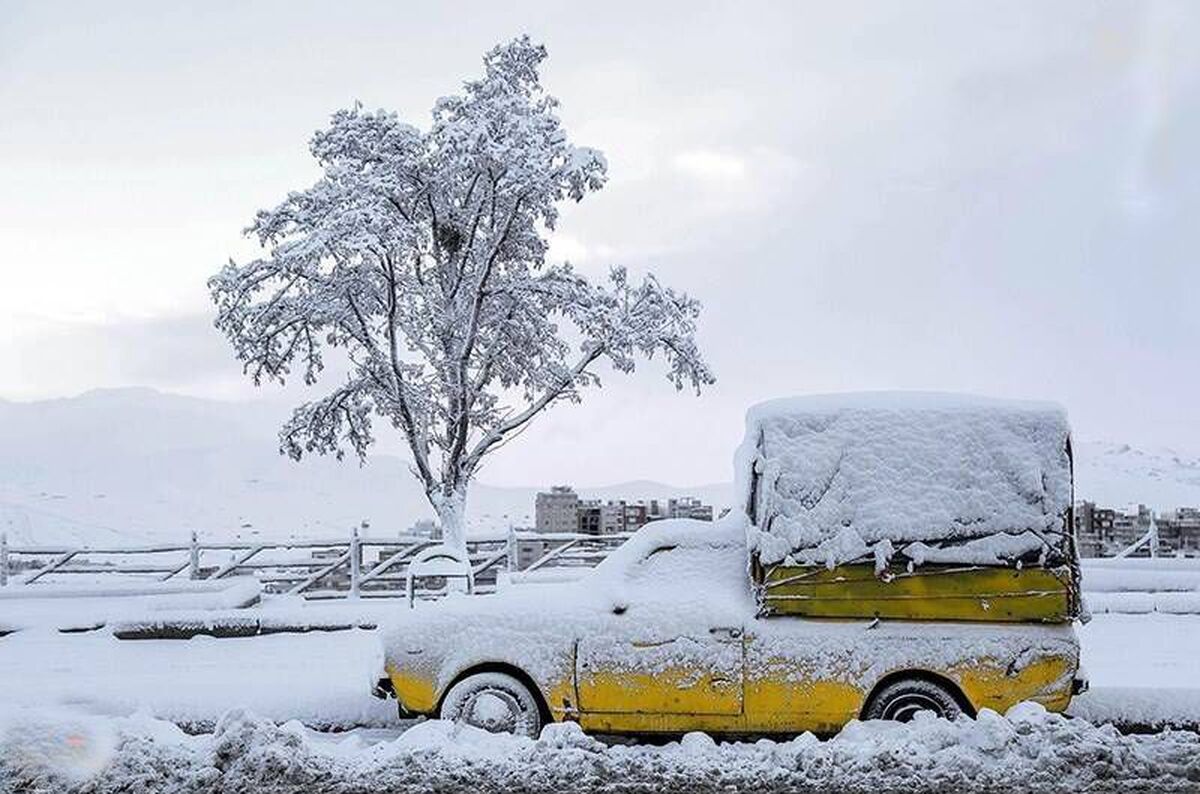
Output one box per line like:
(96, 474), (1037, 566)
(534, 487), (717, 538)
(1074, 501), (1200, 557)
(1157, 507), (1200, 555)
(535, 486), (581, 534)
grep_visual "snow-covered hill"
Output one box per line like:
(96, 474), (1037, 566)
(0, 389), (729, 546)
(1, 388), (1195, 547)
(1073, 440), (1200, 511)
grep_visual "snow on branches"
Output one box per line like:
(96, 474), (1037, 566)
(209, 36), (714, 549)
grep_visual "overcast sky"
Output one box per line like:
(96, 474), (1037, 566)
(1, 1), (1197, 486)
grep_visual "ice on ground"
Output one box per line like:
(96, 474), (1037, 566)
(736, 392), (1072, 567)
(2, 705), (1199, 793)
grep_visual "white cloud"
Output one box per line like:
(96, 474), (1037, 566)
(547, 233), (591, 264)
(671, 149), (748, 181)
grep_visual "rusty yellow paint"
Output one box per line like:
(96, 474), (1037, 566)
(386, 664), (439, 713)
(577, 710), (749, 734)
(576, 667), (741, 716)
(391, 649), (1075, 734)
(955, 653), (1076, 714)
(744, 674), (865, 733)
(387, 624), (1077, 735)
(542, 677), (579, 719)
(762, 564), (1074, 623)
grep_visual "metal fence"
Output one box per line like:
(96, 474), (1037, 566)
(0, 529), (632, 599)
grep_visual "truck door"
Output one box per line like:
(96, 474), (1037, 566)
(574, 543), (746, 719)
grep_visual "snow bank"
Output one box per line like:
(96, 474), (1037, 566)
(1080, 564), (1200, 593)
(736, 392), (1072, 567)
(1070, 688), (1200, 731)
(0, 578), (262, 632)
(3, 705), (1199, 793)
(1084, 591), (1200, 615)
(0, 629), (394, 731)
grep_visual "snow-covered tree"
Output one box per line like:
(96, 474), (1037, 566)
(210, 37), (714, 552)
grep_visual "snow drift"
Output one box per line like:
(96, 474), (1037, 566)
(2, 705), (1199, 793)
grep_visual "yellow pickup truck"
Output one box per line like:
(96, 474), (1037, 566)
(375, 393), (1085, 737)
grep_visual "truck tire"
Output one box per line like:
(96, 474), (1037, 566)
(863, 678), (964, 722)
(439, 672), (543, 738)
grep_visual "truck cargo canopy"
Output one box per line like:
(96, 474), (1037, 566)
(736, 393), (1073, 568)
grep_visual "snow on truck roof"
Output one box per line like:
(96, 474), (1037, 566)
(735, 392), (1073, 567)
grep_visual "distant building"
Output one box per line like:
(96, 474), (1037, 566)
(1075, 502), (1162, 557)
(623, 502), (649, 529)
(576, 499), (630, 535)
(513, 486), (728, 571)
(1111, 504), (1153, 554)
(1157, 508), (1200, 555)
(663, 497), (714, 522)
(525, 486), (581, 570)
(535, 486), (580, 534)
(1075, 501), (1117, 557)
(534, 486), (716, 539)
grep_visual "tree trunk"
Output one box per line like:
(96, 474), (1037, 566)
(431, 486), (468, 555)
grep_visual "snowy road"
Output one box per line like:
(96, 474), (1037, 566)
(0, 612), (1198, 731)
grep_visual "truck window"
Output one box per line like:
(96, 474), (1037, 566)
(625, 543), (737, 591)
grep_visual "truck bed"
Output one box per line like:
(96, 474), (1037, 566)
(758, 562), (1076, 623)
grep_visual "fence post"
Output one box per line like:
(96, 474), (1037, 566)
(506, 525), (518, 573)
(349, 526), (362, 598)
(1, 533), (7, 587)
(189, 531), (200, 579)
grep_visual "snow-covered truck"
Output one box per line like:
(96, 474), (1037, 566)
(374, 393), (1085, 737)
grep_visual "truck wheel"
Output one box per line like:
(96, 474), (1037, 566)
(439, 672), (543, 738)
(863, 678), (963, 722)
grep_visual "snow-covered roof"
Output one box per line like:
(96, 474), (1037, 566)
(735, 392), (1073, 567)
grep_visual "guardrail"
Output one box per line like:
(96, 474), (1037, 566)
(0, 529), (632, 599)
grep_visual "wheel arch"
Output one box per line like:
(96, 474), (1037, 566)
(860, 669), (976, 720)
(437, 662), (554, 726)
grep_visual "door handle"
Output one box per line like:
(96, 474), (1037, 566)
(709, 626), (742, 639)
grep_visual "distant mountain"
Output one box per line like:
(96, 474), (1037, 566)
(1, 388), (1195, 547)
(0, 388), (729, 547)
(1073, 440), (1200, 511)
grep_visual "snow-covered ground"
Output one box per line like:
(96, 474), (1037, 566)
(0, 612), (1196, 732)
(3, 703), (1199, 793)
(0, 628), (394, 730)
